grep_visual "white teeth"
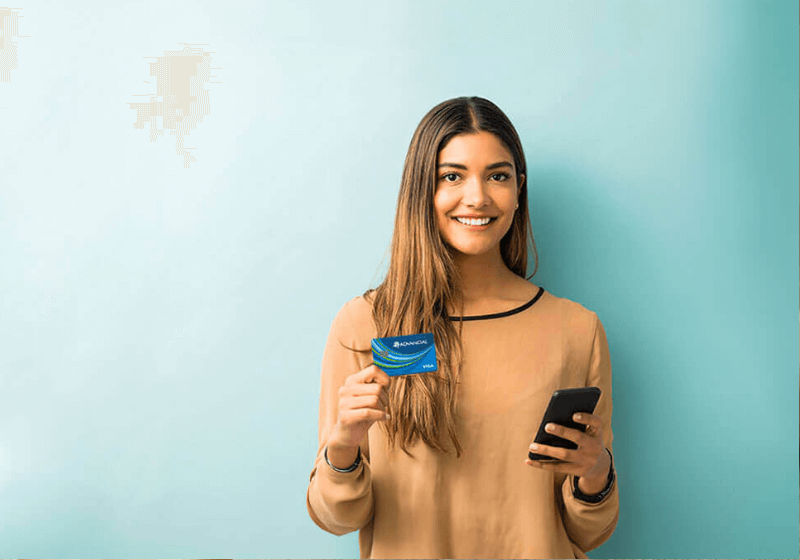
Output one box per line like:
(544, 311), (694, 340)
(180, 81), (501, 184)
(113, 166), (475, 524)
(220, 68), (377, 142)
(455, 217), (491, 226)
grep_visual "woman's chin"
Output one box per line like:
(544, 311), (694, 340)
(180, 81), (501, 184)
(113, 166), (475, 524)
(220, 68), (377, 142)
(447, 244), (498, 258)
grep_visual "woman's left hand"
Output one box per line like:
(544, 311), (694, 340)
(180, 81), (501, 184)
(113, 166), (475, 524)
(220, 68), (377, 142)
(525, 412), (610, 485)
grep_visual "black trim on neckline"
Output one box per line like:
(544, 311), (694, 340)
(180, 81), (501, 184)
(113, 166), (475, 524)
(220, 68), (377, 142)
(448, 286), (545, 322)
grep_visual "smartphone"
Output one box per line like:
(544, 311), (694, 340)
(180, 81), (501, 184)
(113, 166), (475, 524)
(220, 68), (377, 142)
(528, 387), (601, 462)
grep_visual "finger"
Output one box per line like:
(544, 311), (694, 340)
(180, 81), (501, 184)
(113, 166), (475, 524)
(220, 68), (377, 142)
(341, 406), (390, 424)
(365, 364), (391, 388)
(529, 442), (574, 462)
(347, 364), (390, 388)
(544, 422), (590, 446)
(347, 382), (386, 398)
(525, 458), (581, 475)
(573, 413), (603, 432)
(340, 381), (390, 410)
(363, 379), (390, 409)
(344, 394), (386, 413)
(373, 385), (389, 409)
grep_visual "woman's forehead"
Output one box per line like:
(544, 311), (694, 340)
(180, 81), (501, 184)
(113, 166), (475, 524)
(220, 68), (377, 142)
(438, 132), (513, 163)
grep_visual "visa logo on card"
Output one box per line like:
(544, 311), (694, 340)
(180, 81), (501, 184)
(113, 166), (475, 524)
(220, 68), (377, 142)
(371, 332), (438, 376)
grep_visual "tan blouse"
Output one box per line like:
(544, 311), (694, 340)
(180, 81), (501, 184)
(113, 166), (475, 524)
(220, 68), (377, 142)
(307, 287), (619, 559)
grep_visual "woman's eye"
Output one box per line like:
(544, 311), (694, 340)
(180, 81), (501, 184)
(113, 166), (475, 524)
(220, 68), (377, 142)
(439, 172), (510, 182)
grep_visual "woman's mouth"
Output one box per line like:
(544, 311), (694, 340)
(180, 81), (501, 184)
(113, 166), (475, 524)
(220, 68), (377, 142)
(452, 216), (497, 229)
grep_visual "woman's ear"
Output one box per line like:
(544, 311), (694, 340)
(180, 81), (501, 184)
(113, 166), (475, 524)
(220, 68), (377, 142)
(518, 173), (525, 190)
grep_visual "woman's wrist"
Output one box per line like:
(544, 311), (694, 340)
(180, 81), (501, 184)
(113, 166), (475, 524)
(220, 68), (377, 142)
(577, 470), (608, 495)
(325, 441), (361, 471)
(573, 448), (615, 502)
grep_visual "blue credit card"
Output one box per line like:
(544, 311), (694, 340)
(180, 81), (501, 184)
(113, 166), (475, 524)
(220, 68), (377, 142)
(371, 332), (438, 376)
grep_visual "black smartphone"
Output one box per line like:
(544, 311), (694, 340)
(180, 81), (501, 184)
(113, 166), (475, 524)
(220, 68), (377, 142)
(528, 387), (601, 462)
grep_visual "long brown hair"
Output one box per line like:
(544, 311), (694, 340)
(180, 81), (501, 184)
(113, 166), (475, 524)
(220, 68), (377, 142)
(346, 96), (538, 459)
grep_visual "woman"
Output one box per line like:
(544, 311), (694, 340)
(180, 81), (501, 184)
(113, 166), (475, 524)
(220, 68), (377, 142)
(306, 96), (618, 559)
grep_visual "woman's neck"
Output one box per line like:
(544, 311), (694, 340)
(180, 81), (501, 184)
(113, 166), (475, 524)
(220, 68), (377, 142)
(451, 248), (519, 301)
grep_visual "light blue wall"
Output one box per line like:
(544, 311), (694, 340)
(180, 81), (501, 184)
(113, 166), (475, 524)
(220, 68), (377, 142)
(0, 0), (797, 558)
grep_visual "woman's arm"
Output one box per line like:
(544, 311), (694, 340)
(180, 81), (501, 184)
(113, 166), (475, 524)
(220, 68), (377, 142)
(559, 314), (620, 552)
(306, 299), (375, 535)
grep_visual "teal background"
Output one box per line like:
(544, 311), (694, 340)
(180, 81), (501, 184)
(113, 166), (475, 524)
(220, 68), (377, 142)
(0, 0), (797, 558)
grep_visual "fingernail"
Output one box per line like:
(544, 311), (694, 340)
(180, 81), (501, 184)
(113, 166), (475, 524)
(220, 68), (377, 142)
(385, 413), (391, 419)
(531, 444), (539, 450)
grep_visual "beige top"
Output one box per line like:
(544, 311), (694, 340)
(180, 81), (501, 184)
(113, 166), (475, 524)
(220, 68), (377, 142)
(306, 288), (619, 559)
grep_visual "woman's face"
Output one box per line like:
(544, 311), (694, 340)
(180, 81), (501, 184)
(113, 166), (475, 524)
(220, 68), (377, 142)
(433, 130), (524, 257)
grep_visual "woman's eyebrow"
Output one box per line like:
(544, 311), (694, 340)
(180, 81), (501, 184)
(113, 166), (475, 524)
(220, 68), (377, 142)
(437, 161), (514, 170)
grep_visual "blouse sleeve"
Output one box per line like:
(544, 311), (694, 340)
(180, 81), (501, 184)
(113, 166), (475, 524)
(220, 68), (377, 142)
(559, 313), (620, 552)
(306, 298), (375, 535)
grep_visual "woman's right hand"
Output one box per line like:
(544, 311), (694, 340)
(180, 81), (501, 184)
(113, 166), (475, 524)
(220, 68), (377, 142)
(327, 364), (391, 450)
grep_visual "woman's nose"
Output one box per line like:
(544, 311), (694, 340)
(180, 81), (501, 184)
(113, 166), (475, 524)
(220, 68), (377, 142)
(461, 176), (489, 207)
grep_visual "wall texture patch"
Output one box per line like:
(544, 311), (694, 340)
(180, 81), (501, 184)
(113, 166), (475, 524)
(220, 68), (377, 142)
(0, 6), (30, 83)
(128, 44), (221, 168)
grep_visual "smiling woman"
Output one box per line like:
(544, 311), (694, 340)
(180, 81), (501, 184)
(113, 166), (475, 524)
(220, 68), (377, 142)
(306, 96), (618, 559)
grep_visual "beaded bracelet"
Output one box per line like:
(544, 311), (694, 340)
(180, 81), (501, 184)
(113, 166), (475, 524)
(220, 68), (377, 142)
(324, 445), (362, 473)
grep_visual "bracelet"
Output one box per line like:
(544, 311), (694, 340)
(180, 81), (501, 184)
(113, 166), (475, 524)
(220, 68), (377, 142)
(324, 445), (362, 473)
(572, 448), (615, 503)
